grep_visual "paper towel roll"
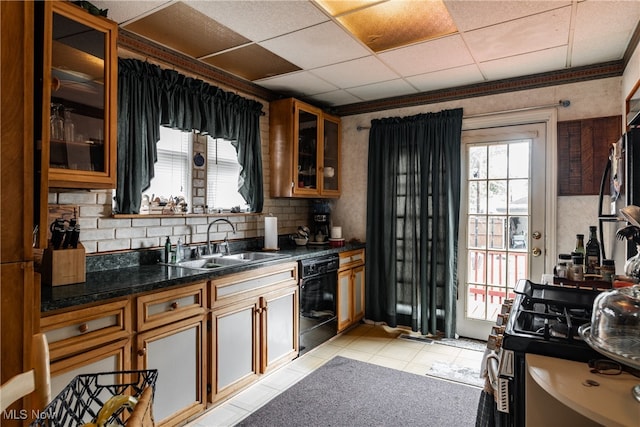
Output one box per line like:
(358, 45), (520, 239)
(264, 216), (278, 250)
(331, 226), (342, 239)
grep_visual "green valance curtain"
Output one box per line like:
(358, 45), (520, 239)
(115, 58), (264, 214)
(365, 108), (463, 337)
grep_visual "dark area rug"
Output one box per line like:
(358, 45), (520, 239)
(235, 356), (480, 426)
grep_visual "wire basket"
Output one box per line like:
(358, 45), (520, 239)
(31, 369), (158, 427)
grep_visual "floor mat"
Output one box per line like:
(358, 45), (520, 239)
(426, 361), (484, 388)
(398, 334), (487, 352)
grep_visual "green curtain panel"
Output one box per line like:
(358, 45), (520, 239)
(115, 58), (264, 214)
(365, 108), (463, 337)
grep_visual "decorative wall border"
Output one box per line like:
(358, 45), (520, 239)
(331, 61), (624, 116)
(119, 29), (626, 118)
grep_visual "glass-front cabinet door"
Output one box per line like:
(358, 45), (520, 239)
(291, 102), (341, 197)
(270, 97), (341, 198)
(321, 115), (340, 196)
(295, 107), (320, 194)
(40, 1), (117, 188)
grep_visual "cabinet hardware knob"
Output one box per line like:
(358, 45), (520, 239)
(78, 323), (89, 333)
(170, 301), (179, 310)
(137, 348), (146, 356)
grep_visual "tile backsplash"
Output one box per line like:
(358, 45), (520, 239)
(48, 189), (311, 254)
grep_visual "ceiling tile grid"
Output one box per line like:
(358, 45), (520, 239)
(95, 0), (640, 107)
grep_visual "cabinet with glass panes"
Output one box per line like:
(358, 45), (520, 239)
(37, 0), (117, 189)
(269, 98), (340, 198)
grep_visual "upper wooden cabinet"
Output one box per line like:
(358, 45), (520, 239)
(270, 98), (341, 198)
(38, 1), (117, 189)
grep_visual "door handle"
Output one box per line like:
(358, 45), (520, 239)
(532, 247), (542, 257)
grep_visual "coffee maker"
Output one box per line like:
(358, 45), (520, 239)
(311, 201), (330, 242)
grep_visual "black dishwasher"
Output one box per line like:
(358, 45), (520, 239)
(298, 255), (339, 355)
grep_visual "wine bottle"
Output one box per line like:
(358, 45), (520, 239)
(585, 226), (601, 274)
(574, 234), (585, 275)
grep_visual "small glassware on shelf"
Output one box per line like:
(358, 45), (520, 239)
(50, 103), (64, 141)
(63, 108), (75, 143)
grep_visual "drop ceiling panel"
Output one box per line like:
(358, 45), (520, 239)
(444, 0), (571, 31)
(256, 71), (338, 96)
(334, 0), (457, 52)
(92, 0), (170, 24)
(123, 2), (250, 58)
(258, 21), (371, 69)
(479, 46), (567, 80)
(311, 56), (400, 88)
(307, 89), (363, 107)
(185, 0), (329, 42)
(406, 64), (485, 92)
(379, 35), (475, 77)
(463, 6), (571, 62)
(570, 0), (640, 67)
(346, 79), (419, 101)
(202, 44), (301, 81)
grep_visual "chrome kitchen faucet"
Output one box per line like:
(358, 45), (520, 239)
(207, 219), (236, 255)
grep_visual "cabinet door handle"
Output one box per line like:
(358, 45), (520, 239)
(170, 301), (179, 310)
(78, 323), (89, 334)
(137, 348), (146, 357)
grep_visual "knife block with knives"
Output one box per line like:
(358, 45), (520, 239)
(41, 243), (86, 286)
(42, 212), (85, 286)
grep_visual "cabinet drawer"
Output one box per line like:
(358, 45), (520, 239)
(137, 282), (207, 331)
(339, 249), (365, 270)
(41, 299), (131, 362)
(210, 262), (298, 308)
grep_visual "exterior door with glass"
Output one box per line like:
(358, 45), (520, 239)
(457, 121), (549, 340)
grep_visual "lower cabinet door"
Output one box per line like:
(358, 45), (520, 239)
(336, 270), (352, 332)
(264, 286), (298, 372)
(353, 264), (365, 322)
(210, 297), (260, 404)
(136, 316), (206, 426)
(50, 338), (131, 400)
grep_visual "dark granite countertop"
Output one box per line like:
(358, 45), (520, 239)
(41, 242), (365, 313)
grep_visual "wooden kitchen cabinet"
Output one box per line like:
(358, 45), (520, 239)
(337, 249), (365, 332)
(270, 98), (341, 198)
(209, 263), (298, 403)
(35, 0), (117, 248)
(41, 299), (131, 362)
(40, 299), (132, 399)
(136, 316), (206, 426)
(49, 339), (131, 400)
(135, 282), (207, 426)
(38, 0), (117, 188)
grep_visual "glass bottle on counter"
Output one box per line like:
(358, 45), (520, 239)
(570, 252), (584, 281)
(601, 259), (616, 282)
(574, 234), (585, 270)
(585, 226), (601, 274)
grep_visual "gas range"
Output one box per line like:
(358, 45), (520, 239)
(487, 279), (611, 425)
(502, 279), (604, 362)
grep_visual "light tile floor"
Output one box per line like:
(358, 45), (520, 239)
(187, 323), (485, 427)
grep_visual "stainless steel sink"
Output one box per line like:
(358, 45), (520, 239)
(172, 251), (287, 271)
(225, 252), (282, 261)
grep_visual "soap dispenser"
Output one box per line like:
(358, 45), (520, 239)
(164, 236), (171, 263)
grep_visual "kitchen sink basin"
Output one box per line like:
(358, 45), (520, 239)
(225, 252), (282, 261)
(172, 251), (288, 271)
